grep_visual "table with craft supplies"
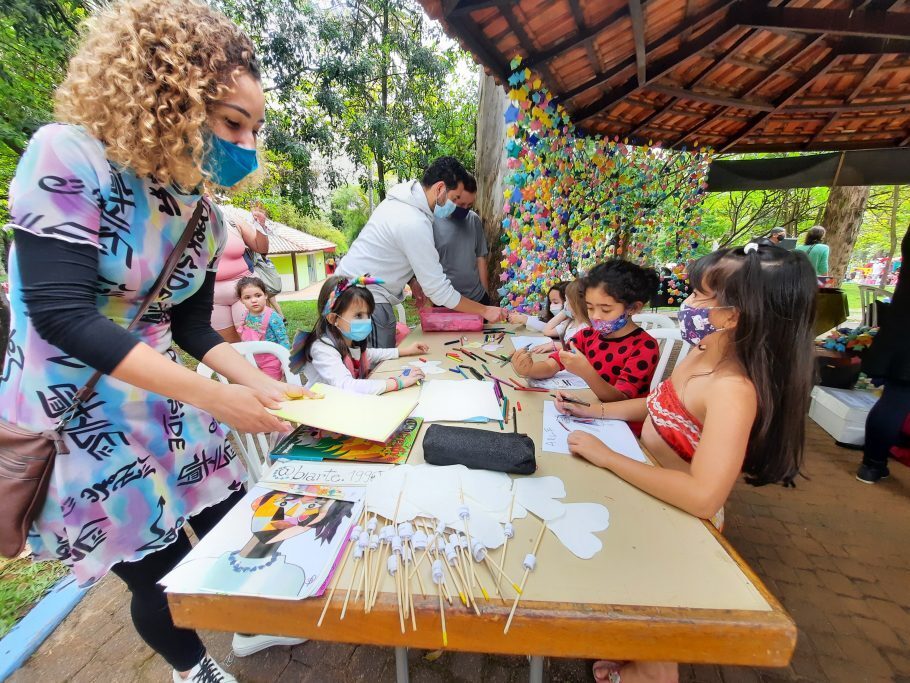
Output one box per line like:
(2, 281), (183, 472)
(167, 325), (796, 682)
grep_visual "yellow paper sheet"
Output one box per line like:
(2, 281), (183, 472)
(269, 383), (419, 443)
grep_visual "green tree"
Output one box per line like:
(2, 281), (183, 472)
(329, 184), (372, 241)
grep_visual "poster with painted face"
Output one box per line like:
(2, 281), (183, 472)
(162, 487), (361, 600)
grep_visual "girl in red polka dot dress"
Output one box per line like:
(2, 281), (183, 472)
(555, 244), (818, 683)
(512, 260), (661, 434)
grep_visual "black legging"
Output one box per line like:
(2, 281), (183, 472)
(863, 382), (910, 470)
(110, 488), (245, 671)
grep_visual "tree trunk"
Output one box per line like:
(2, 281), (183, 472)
(881, 185), (900, 287)
(822, 185), (870, 283)
(475, 68), (509, 296)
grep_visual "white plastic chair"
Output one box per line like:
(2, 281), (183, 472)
(632, 313), (676, 330)
(394, 303), (407, 324)
(195, 341), (302, 483)
(646, 328), (692, 391)
(858, 285), (891, 327)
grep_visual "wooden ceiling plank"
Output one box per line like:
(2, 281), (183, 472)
(719, 49), (841, 153)
(445, 14), (511, 82)
(629, 0), (647, 86)
(498, 4), (562, 89)
(744, 6), (910, 42)
(447, 0), (511, 18)
(647, 85), (774, 111)
(805, 54), (886, 147)
(674, 35), (826, 146)
(567, 0), (586, 32)
(561, 0), (738, 104)
(524, 4), (632, 71)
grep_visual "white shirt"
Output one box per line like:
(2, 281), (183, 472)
(302, 337), (399, 395)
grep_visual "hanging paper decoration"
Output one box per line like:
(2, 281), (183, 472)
(499, 56), (713, 312)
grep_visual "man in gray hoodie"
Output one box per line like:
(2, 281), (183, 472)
(337, 157), (504, 347)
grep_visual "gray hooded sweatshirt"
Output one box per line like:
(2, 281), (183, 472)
(337, 180), (462, 309)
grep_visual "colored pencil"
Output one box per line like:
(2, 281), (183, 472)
(512, 407), (517, 433)
(444, 339), (459, 345)
(549, 394), (591, 406)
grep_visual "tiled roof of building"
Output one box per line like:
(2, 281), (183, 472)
(219, 205), (337, 255)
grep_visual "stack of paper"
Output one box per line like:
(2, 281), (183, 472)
(540, 401), (648, 463)
(269, 382), (418, 442)
(410, 379), (503, 423)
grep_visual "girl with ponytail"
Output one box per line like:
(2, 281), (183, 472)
(554, 243), (817, 683)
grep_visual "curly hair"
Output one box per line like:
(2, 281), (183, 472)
(54, 0), (260, 190)
(585, 259), (660, 308)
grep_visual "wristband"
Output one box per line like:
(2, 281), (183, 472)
(396, 377), (404, 391)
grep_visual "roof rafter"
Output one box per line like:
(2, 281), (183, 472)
(743, 6), (910, 41)
(629, 0), (647, 86)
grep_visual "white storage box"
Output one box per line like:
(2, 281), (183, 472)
(809, 386), (879, 446)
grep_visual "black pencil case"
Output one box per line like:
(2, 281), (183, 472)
(422, 424), (537, 474)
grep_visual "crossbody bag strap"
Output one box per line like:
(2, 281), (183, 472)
(55, 199), (208, 430)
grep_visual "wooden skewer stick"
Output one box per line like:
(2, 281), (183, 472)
(459, 489), (479, 590)
(484, 554), (523, 595)
(483, 557), (508, 603)
(341, 554), (363, 620)
(316, 506), (363, 627)
(425, 523), (454, 605)
(499, 492), (516, 596)
(438, 583), (448, 647)
(395, 556), (406, 633)
(503, 518), (547, 634)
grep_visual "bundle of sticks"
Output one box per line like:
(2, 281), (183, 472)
(317, 492), (547, 644)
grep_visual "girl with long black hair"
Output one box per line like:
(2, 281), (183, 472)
(555, 243), (818, 683)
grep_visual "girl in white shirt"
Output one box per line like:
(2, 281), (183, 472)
(509, 282), (567, 335)
(291, 276), (427, 394)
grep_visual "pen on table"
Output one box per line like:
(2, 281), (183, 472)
(455, 367), (469, 379)
(444, 339), (460, 346)
(512, 406), (517, 433)
(549, 393), (591, 406)
(449, 368), (464, 378)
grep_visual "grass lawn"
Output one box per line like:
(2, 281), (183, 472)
(0, 556), (70, 639)
(280, 298), (422, 339)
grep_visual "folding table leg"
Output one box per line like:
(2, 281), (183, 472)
(395, 646), (410, 683)
(529, 655), (545, 683)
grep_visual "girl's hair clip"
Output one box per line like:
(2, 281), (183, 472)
(323, 275), (385, 315)
(743, 242), (759, 254)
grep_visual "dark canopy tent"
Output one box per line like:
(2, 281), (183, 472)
(419, 0), (910, 184)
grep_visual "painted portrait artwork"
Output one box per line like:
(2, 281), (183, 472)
(162, 487), (361, 600)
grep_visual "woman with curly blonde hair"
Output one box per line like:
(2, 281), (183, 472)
(2, 1), (312, 680)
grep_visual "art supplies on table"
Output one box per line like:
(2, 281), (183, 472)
(269, 382), (419, 442)
(314, 463), (610, 643)
(271, 418), (424, 465)
(261, 459), (394, 489)
(509, 335), (550, 351)
(541, 401), (648, 463)
(527, 370), (589, 390)
(423, 424), (536, 474)
(410, 379), (503, 423)
(408, 359), (446, 374)
(162, 486), (363, 600)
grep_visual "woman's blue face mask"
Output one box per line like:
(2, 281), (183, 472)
(203, 133), (259, 187)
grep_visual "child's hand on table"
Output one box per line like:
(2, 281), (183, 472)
(400, 368), (425, 388)
(400, 341), (430, 356)
(532, 340), (558, 354)
(508, 311), (528, 325)
(511, 349), (534, 377)
(553, 391), (597, 419)
(567, 430), (615, 468)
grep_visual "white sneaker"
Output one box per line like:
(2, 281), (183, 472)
(231, 633), (307, 658)
(172, 655), (236, 683)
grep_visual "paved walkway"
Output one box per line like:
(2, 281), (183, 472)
(9, 421), (910, 683)
(276, 279), (327, 303)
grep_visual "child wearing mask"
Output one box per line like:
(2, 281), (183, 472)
(512, 261), (660, 433)
(290, 276), (427, 394)
(554, 244), (817, 683)
(509, 282), (568, 335)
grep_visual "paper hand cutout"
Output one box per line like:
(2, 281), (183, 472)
(547, 503), (610, 559)
(513, 476), (566, 521)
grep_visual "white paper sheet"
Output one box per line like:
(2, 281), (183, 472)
(528, 370), (589, 390)
(540, 401), (648, 462)
(408, 359), (447, 375)
(509, 335), (550, 351)
(410, 379), (503, 423)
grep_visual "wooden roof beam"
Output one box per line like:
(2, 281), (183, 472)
(559, 0), (737, 104)
(444, 14), (511, 82)
(629, 0), (647, 86)
(744, 6), (910, 41)
(719, 49), (840, 153)
(805, 54), (886, 147)
(648, 85), (774, 111)
(447, 0), (510, 18)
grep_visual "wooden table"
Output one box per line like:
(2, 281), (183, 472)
(168, 326), (796, 681)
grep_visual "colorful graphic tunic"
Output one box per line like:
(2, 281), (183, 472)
(1, 124), (247, 586)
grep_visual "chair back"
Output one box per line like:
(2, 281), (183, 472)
(632, 313), (676, 331)
(646, 328), (692, 391)
(196, 341), (301, 483)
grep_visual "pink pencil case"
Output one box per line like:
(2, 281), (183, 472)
(418, 307), (483, 332)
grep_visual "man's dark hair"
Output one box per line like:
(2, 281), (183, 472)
(460, 170), (478, 193)
(422, 156), (467, 190)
